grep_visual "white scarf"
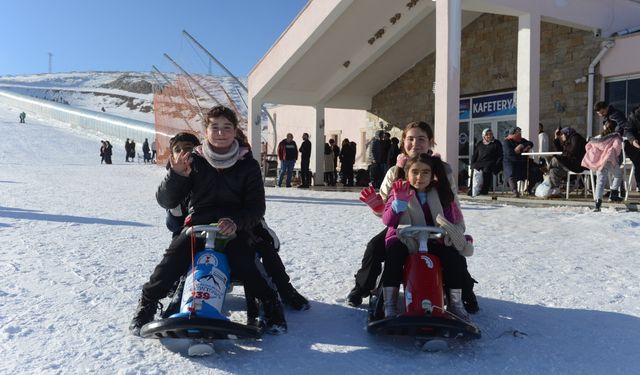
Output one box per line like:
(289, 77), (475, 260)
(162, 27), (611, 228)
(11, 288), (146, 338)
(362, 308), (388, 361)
(201, 139), (240, 169)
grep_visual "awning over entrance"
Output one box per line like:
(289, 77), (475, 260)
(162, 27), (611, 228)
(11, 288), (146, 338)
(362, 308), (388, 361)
(247, 0), (640, 180)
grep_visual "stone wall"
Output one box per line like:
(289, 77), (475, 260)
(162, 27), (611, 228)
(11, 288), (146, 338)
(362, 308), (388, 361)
(370, 13), (603, 136)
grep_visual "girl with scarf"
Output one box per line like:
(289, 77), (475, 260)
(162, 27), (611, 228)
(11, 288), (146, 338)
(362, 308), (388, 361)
(581, 120), (624, 211)
(380, 153), (473, 322)
(348, 122), (479, 315)
(130, 106), (287, 336)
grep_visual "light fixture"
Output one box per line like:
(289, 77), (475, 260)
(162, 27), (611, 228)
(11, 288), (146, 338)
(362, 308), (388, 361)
(343, 60), (351, 68)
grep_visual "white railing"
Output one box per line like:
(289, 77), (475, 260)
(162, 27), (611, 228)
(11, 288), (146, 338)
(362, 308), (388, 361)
(0, 88), (166, 143)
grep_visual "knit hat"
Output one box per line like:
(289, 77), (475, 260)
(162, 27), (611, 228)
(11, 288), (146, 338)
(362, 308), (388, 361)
(561, 127), (574, 136)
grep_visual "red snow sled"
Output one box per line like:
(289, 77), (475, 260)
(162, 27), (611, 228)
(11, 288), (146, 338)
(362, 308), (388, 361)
(367, 226), (480, 345)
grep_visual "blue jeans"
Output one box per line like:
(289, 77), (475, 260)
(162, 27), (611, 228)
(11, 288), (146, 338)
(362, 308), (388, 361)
(278, 160), (295, 187)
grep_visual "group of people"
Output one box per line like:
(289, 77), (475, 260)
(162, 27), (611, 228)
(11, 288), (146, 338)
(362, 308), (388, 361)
(128, 101), (638, 338)
(350, 121), (479, 323)
(99, 140), (113, 164)
(367, 130), (401, 188)
(468, 100), (640, 211)
(122, 138), (156, 163)
(275, 133), (357, 188)
(130, 106), (309, 337)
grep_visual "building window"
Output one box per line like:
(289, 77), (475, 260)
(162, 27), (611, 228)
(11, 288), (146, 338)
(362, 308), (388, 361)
(605, 76), (640, 115)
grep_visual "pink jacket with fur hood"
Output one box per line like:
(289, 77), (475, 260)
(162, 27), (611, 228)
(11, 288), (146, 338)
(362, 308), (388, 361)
(581, 133), (622, 172)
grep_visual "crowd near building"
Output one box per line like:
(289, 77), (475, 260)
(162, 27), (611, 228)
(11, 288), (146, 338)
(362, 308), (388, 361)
(247, 0), (640, 191)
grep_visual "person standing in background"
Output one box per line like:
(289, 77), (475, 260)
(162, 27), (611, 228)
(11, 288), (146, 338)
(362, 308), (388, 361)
(277, 133), (298, 187)
(298, 133), (312, 188)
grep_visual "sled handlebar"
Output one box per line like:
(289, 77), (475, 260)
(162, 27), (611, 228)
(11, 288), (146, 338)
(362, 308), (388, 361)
(186, 225), (222, 249)
(397, 226), (445, 253)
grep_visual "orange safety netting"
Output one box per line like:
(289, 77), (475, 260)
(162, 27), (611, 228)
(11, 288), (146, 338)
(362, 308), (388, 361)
(153, 75), (247, 166)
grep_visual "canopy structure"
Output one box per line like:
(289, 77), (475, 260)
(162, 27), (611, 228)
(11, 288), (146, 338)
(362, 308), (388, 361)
(248, 0), (640, 179)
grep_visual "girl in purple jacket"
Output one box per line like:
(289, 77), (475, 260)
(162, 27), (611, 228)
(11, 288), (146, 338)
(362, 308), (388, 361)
(381, 153), (473, 322)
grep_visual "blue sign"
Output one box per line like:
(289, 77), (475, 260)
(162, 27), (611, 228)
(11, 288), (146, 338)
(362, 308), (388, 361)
(459, 98), (470, 120)
(471, 92), (516, 118)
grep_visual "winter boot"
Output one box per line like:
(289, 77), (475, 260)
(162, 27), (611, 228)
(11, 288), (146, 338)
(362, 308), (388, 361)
(280, 284), (310, 311)
(347, 285), (366, 307)
(245, 290), (261, 328)
(462, 278), (480, 314)
(261, 296), (288, 334)
(129, 295), (159, 336)
(447, 289), (471, 323)
(593, 199), (602, 212)
(382, 287), (399, 318)
(609, 190), (623, 202)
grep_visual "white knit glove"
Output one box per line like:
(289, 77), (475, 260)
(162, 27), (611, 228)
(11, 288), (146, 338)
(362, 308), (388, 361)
(436, 214), (474, 257)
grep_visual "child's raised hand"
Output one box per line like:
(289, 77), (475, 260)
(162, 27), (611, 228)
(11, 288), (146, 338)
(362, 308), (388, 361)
(359, 185), (384, 213)
(170, 150), (192, 177)
(392, 180), (414, 202)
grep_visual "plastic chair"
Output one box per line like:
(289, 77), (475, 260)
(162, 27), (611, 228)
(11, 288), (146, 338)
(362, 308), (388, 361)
(566, 169), (594, 199)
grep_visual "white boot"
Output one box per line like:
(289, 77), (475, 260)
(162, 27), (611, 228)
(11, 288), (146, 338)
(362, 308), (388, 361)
(383, 287), (399, 318)
(447, 289), (471, 323)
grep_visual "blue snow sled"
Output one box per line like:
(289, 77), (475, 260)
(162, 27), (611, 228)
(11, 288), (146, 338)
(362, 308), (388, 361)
(140, 225), (262, 340)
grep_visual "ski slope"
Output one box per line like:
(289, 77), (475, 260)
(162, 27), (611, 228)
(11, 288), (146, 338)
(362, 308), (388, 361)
(1, 101), (639, 374)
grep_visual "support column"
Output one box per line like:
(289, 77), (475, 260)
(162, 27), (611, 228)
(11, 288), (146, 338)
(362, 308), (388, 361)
(247, 96), (263, 161)
(516, 13), (541, 147)
(434, 0), (462, 177)
(312, 105), (325, 186)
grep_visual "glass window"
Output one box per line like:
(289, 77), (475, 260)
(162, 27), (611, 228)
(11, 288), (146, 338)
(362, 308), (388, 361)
(604, 80), (627, 113)
(459, 122), (469, 157)
(627, 78), (640, 114)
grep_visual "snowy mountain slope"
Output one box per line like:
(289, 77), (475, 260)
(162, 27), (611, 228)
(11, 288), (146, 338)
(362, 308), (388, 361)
(0, 101), (639, 374)
(0, 72), (248, 123)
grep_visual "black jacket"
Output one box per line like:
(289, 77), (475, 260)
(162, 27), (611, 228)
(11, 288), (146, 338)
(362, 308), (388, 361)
(471, 140), (503, 173)
(299, 139), (311, 161)
(553, 132), (587, 173)
(156, 153), (265, 232)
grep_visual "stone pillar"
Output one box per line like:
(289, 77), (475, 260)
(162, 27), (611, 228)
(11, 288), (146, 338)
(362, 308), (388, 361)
(516, 13), (541, 146)
(434, 0), (462, 176)
(312, 105), (325, 186)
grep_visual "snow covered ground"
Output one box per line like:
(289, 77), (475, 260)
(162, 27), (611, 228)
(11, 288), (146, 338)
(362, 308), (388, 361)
(1, 101), (639, 374)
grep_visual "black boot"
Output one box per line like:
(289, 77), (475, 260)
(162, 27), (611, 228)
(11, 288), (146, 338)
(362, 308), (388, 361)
(593, 199), (602, 212)
(462, 278), (480, 314)
(347, 286), (366, 307)
(609, 190), (622, 202)
(129, 295), (159, 336)
(279, 284), (310, 311)
(261, 296), (287, 334)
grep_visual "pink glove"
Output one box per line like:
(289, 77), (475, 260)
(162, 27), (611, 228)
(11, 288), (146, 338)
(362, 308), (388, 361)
(359, 186), (384, 213)
(392, 180), (414, 202)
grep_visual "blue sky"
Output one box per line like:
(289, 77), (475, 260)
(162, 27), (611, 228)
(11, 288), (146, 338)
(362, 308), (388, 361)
(1, 0), (308, 76)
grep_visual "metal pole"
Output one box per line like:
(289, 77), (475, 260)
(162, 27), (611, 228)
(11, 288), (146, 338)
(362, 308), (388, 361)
(48, 53), (52, 73)
(182, 30), (248, 93)
(163, 53), (222, 107)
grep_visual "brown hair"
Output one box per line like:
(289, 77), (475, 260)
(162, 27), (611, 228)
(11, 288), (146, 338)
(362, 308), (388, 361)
(603, 119), (617, 136)
(400, 121), (434, 155)
(204, 105), (238, 128)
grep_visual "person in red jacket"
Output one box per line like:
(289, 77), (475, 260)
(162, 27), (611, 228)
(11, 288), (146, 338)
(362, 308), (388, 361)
(277, 133), (298, 187)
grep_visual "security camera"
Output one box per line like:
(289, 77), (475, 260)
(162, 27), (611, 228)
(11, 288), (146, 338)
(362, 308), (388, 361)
(593, 28), (601, 38)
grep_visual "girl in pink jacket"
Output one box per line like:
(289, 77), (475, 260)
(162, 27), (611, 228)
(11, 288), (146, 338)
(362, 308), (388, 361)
(581, 119), (623, 211)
